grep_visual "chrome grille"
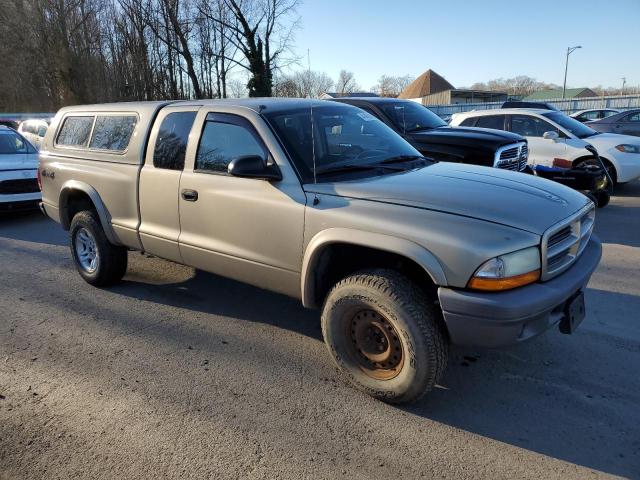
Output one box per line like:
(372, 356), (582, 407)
(494, 142), (528, 172)
(541, 204), (595, 280)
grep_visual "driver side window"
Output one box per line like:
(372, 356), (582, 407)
(510, 115), (559, 137)
(196, 119), (266, 174)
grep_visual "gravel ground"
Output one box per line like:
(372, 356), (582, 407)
(1, 182), (639, 479)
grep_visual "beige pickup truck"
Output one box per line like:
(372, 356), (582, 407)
(39, 99), (601, 403)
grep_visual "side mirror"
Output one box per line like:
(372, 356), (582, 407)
(37, 127), (47, 137)
(228, 155), (282, 181)
(543, 131), (559, 141)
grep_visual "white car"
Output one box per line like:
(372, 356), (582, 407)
(570, 109), (621, 123)
(0, 126), (41, 213)
(451, 108), (640, 184)
(17, 119), (49, 150)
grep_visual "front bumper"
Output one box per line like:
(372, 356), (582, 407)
(0, 170), (41, 211)
(0, 191), (42, 213)
(438, 235), (602, 348)
(0, 199), (41, 212)
(608, 150), (640, 183)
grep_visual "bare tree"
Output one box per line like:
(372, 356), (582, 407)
(145, 0), (203, 98)
(372, 74), (413, 97)
(0, 0), (301, 110)
(468, 76), (560, 96)
(200, 0), (300, 97)
(274, 70), (333, 98)
(335, 70), (360, 95)
(227, 78), (248, 97)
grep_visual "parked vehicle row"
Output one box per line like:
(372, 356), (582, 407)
(571, 108), (620, 123)
(334, 98), (613, 205)
(331, 97), (529, 172)
(585, 108), (640, 137)
(451, 108), (640, 185)
(38, 99), (601, 404)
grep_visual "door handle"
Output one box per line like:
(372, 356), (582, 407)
(181, 189), (198, 202)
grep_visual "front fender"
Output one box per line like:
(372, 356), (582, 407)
(59, 180), (120, 245)
(301, 228), (448, 308)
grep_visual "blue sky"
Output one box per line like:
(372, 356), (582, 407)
(290, 0), (640, 91)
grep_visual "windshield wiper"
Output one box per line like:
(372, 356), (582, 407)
(379, 155), (430, 164)
(315, 155), (432, 176)
(315, 163), (406, 175)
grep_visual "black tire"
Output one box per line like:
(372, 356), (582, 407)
(321, 269), (448, 404)
(577, 157), (617, 186)
(595, 190), (610, 208)
(69, 210), (127, 286)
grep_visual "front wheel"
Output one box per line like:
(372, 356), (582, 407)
(577, 157), (617, 186)
(594, 190), (610, 208)
(70, 210), (128, 286)
(321, 269), (448, 404)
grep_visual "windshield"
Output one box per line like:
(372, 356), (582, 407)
(381, 102), (447, 132)
(264, 103), (424, 182)
(543, 112), (598, 139)
(0, 130), (35, 155)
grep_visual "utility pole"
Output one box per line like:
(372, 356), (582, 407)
(562, 46), (582, 99)
(621, 77), (626, 95)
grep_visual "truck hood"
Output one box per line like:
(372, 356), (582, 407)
(0, 153), (39, 171)
(305, 162), (590, 235)
(410, 126), (523, 149)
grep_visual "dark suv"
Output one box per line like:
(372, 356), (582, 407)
(331, 97), (529, 172)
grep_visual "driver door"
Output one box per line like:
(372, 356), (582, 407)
(177, 109), (306, 298)
(508, 114), (566, 166)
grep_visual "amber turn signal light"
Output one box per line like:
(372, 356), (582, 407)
(468, 270), (541, 291)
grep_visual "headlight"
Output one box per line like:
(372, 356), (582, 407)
(468, 246), (541, 291)
(615, 144), (640, 154)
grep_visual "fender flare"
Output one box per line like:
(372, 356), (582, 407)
(300, 228), (448, 308)
(58, 180), (120, 245)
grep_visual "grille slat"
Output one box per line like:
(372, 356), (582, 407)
(0, 178), (39, 195)
(548, 226), (572, 248)
(542, 206), (595, 280)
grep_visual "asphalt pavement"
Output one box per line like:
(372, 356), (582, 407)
(1, 182), (639, 479)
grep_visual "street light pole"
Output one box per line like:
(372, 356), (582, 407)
(562, 45), (582, 99)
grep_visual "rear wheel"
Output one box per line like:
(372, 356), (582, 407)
(70, 210), (127, 286)
(321, 269), (448, 404)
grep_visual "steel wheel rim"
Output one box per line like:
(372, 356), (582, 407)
(348, 309), (404, 380)
(74, 227), (99, 273)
